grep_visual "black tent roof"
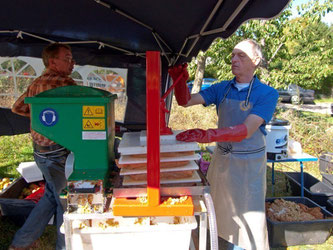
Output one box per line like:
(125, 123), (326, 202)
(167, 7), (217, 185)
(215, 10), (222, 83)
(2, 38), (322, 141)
(0, 0), (289, 67)
(0, 0), (290, 135)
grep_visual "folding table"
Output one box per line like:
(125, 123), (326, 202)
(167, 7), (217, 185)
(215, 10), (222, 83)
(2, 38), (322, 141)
(206, 146), (318, 197)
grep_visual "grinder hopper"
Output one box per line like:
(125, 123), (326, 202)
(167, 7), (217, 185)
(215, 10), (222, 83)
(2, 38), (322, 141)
(25, 85), (117, 182)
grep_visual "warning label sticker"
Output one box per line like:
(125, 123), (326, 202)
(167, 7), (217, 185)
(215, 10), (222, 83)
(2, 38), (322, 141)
(82, 106), (105, 117)
(83, 119), (105, 130)
(82, 131), (106, 140)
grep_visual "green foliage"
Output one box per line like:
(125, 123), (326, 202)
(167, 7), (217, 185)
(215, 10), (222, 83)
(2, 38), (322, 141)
(189, 0), (333, 95)
(201, 152), (212, 162)
(281, 14), (333, 92)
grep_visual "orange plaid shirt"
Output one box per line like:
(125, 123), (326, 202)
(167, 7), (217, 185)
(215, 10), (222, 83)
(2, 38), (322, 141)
(12, 69), (76, 146)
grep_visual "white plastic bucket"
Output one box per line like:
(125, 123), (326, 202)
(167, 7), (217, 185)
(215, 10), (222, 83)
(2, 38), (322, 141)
(266, 124), (291, 154)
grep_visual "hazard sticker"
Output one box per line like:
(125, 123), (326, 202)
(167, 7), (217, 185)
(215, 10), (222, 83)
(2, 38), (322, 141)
(83, 119), (105, 130)
(82, 106), (105, 117)
(82, 131), (106, 140)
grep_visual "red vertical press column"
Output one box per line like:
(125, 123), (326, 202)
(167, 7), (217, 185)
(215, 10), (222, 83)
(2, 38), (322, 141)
(146, 51), (161, 206)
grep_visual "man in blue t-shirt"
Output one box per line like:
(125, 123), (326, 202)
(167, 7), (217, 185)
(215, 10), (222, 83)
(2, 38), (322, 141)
(169, 39), (278, 250)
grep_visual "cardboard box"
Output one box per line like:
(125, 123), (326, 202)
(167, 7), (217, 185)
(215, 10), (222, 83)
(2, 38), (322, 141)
(17, 161), (43, 183)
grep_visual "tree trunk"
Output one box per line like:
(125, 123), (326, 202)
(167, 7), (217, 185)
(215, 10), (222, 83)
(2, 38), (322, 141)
(192, 54), (206, 93)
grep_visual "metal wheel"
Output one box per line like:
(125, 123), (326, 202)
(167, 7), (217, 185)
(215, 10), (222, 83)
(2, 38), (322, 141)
(291, 95), (300, 104)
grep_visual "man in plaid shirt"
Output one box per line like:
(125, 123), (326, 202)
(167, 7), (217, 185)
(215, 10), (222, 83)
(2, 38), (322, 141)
(10, 43), (76, 250)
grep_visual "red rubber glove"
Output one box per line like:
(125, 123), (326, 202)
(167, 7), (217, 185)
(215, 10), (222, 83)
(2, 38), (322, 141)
(168, 64), (191, 106)
(176, 124), (247, 143)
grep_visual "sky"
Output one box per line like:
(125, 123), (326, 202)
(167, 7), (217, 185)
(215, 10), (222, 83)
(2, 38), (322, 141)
(291, 0), (332, 25)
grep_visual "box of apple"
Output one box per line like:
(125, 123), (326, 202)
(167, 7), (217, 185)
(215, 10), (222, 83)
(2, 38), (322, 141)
(19, 181), (45, 202)
(0, 178), (14, 192)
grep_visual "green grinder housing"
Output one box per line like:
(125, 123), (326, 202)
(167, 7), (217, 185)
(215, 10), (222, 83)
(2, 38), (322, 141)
(25, 85), (117, 181)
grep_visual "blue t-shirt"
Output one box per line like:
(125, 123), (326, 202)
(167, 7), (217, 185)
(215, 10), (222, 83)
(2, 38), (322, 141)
(199, 76), (278, 134)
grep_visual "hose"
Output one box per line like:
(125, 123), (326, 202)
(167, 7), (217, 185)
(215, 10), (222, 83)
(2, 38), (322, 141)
(204, 192), (219, 250)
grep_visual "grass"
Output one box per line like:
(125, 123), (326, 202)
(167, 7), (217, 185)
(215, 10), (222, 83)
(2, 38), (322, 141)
(0, 134), (34, 178)
(315, 98), (333, 103)
(0, 217), (56, 250)
(0, 99), (332, 249)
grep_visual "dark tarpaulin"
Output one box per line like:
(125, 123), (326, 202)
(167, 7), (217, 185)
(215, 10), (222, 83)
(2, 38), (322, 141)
(0, 0), (290, 66)
(0, 108), (30, 136)
(0, 0), (290, 133)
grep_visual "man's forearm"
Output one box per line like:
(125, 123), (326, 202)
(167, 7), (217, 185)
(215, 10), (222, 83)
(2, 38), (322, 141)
(12, 107), (30, 117)
(12, 93), (30, 117)
(182, 93), (205, 107)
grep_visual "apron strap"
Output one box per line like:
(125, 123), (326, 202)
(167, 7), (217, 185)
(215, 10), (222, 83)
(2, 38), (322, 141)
(220, 82), (232, 104)
(218, 144), (265, 155)
(245, 77), (255, 107)
(221, 77), (255, 106)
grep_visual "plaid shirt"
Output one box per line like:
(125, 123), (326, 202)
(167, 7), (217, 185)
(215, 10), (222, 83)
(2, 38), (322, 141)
(12, 69), (76, 146)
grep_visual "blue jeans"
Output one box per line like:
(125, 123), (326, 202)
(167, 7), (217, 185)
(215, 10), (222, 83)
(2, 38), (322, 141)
(12, 147), (69, 250)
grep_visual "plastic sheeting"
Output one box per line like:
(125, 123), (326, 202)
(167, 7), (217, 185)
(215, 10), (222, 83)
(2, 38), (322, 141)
(0, 0), (290, 67)
(0, 108), (30, 136)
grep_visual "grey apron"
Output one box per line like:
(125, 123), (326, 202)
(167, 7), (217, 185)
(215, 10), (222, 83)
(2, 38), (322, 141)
(206, 80), (269, 250)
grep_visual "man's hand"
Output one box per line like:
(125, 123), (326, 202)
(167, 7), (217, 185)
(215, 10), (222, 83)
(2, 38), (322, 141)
(176, 124), (248, 143)
(168, 64), (191, 106)
(176, 129), (208, 142)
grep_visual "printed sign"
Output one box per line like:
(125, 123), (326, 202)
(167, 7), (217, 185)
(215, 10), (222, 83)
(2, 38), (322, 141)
(83, 119), (105, 130)
(39, 108), (58, 127)
(82, 131), (107, 140)
(82, 106), (105, 117)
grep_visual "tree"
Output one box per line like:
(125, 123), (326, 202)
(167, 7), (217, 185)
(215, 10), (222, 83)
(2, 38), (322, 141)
(279, 0), (333, 94)
(189, 0), (333, 95)
(191, 52), (206, 93)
